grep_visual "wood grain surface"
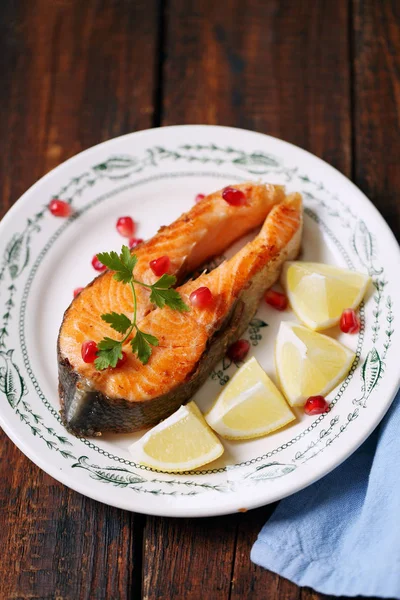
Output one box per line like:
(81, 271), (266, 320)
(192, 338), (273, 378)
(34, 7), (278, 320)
(0, 1), (398, 599)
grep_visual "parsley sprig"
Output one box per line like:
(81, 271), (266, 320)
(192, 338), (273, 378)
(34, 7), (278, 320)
(94, 245), (189, 370)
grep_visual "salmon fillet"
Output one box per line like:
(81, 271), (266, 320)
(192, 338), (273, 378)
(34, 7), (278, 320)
(59, 190), (303, 436)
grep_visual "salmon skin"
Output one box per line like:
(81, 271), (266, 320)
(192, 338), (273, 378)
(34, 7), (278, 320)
(58, 187), (302, 436)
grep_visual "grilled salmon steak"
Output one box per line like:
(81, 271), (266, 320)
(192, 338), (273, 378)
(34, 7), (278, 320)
(58, 186), (302, 436)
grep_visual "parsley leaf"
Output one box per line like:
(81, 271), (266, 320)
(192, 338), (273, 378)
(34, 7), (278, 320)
(149, 273), (189, 311)
(101, 312), (131, 334)
(94, 338), (123, 370)
(97, 337), (121, 350)
(131, 329), (159, 365)
(153, 273), (177, 289)
(95, 251), (122, 272)
(96, 246), (137, 284)
(141, 331), (159, 346)
(150, 287), (190, 311)
(94, 244), (190, 371)
(121, 245), (137, 273)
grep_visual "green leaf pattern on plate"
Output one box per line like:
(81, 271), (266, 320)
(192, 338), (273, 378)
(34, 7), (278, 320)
(0, 349), (26, 408)
(245, 463), (297, 481)
(72, 456), (233, 495)
(352, 220), (384, 276)
(354, 348), (383, 408)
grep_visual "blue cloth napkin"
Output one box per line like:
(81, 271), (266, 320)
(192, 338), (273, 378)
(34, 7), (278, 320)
(251, 391), (400, 598)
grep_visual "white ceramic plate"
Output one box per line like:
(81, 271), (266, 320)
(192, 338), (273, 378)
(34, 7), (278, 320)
(0, 125), (399, 517)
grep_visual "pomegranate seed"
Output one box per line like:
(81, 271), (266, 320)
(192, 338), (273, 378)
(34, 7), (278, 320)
(227, 339), (250, 362)
(195, 193), (205, 204)
(150, 255), (170, 276)
(189, 286), (213, 308)
(115, 351), (127, 368)
(73, 287), (84, 298)
(304, 396), (329, 415)
(340, 308), (360, 334)
(81, 341), (98, 363)
(49, 199), (71, 217)
(92, 255), (107, 272)
(116, 216), (135, 238)
(265, 289), (288, 311)
(129, 237), (144, 249)
(222, 187), (247, 206)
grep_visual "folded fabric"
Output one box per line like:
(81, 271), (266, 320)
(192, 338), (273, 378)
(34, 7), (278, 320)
(251, 391), (400, 599)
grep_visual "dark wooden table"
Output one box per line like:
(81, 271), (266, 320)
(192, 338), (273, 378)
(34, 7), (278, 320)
(0, 1), (399, 598)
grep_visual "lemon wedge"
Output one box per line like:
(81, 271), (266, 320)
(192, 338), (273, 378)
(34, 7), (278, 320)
(275, 321), (355, 407)
(205, 357), (295, 440)
(282, 261), (370, 330)
(128, 401), (224, 472)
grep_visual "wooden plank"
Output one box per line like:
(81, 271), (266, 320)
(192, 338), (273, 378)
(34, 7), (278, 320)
(161, 0), (351, 174)
(143, 515), (238, 600)
(231, 507), (301, 600)
(142, 1), (352, 599)
(353, 0), (400, 239)
(0, 0), (158, 598)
